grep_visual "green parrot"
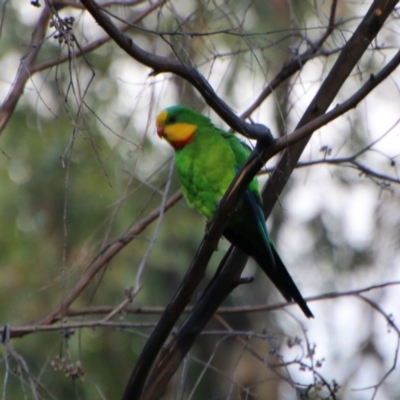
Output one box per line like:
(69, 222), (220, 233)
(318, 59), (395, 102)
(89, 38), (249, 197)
(156, 105), (313, 318)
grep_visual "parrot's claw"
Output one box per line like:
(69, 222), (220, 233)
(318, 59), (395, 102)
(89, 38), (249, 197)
(239, 277), (254, 285)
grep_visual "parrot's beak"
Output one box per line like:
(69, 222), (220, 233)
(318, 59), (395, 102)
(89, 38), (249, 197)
(156, 110), (167, 138)
(157, 125), (164, 138)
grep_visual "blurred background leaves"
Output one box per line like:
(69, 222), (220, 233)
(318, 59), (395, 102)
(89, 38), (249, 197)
(0, 0), (400, 399)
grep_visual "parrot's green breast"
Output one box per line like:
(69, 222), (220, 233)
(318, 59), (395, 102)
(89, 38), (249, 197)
(175, 126), (236, 220)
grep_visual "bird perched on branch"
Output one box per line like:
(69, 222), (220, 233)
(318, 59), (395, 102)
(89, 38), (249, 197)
(156, 105), (313, 318)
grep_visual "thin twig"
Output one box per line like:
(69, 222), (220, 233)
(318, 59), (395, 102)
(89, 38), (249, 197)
(241, 0), (339, 119)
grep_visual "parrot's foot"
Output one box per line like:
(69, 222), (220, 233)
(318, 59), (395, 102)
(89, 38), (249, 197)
(238, 277), (254, 285)
(231, 276), (254, 290)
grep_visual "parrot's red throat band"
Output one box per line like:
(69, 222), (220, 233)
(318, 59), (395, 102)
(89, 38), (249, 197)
(170, 134), (195, 150)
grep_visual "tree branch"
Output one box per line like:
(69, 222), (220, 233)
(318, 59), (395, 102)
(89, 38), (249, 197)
(0, 0), (167, 136)
(261, 0), (399, 214)
(0, 6), (50, 134)
(9, 190), (182, 338)
(1, 280), (399, 337)
(241, 0), (339, 119)
(79, 0), (274, 143)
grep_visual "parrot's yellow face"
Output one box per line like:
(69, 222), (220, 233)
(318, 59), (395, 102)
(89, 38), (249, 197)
(156, 109), (197, 149)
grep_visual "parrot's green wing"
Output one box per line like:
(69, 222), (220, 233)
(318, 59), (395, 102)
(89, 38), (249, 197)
(219, 133), (313, 317)
(218, 130), (276, 262)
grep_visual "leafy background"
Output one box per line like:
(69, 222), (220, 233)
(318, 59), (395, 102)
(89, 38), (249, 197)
(1, 0), (400, 399)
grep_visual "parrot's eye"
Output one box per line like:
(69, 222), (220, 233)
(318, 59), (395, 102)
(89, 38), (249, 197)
(169, 115), (177, 123)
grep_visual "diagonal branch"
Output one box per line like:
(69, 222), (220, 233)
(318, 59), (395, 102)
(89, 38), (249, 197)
(79, 0), (273, 143)
(30, 0), (168, 75)
(242, 0), (339, 119)
(261, 0), (399, 215)
(0, 6), (50, 134)
(10, 190), (182, 338)
(0, 0), (168, 136)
